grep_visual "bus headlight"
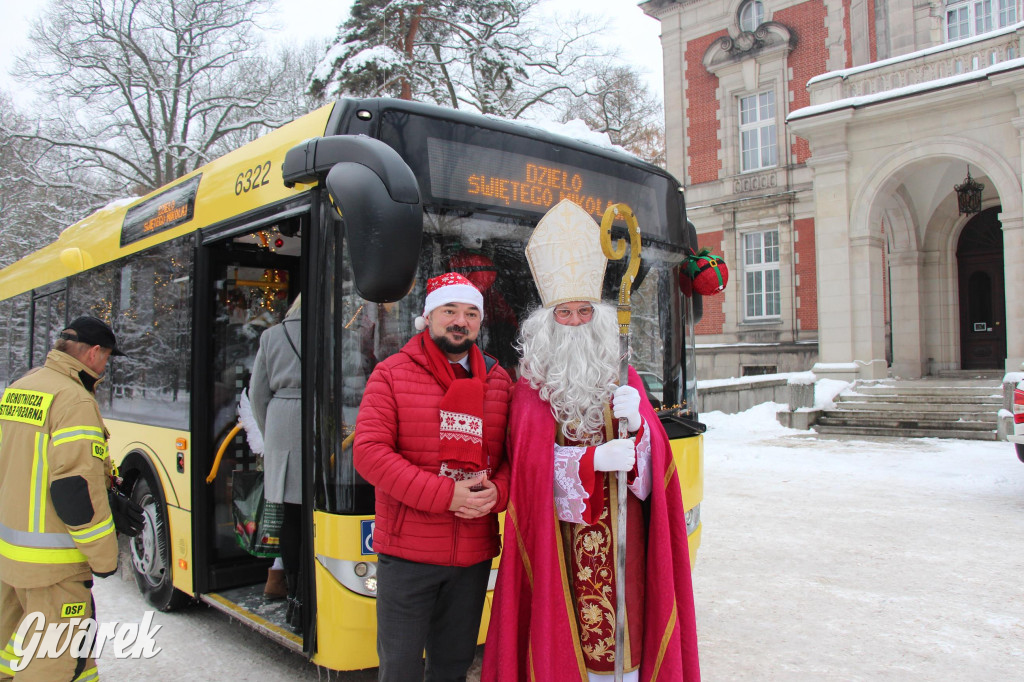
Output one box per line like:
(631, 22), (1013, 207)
(684, 504), (701, 536)
(317, 555), (379, 598)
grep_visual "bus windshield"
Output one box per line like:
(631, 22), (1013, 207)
(321, 111), (693, 515)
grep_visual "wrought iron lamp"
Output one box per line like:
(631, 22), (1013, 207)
(955, 166), (984, 215)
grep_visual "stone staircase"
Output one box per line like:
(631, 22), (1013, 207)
(814, 375), (1003, 440)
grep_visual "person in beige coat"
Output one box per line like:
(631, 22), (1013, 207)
(250, 295), (303, 627)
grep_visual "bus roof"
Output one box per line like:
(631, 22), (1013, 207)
(336, 97), (670, 176)
(1, 98), (679, 301)
(0, 103), (336, 300)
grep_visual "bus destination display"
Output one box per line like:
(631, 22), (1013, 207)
(426, 138), (659, 223)
(121, 174), (202, 246)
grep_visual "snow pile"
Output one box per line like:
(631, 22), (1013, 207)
(701, 401), (803, 438)
(697, 371), (798, 389)
(1003, 371), (1024, 385)
(786, 371), (815, 385)
(813, 378), (851, 410)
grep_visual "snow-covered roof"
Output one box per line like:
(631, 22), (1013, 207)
(807, 21), (1024, 86)
(789, 57), (1024, 122)
(485, 114), (635, 158)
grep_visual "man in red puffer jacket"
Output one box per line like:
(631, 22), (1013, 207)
(354, 272), (513, 682)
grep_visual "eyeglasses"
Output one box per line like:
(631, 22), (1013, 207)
(553, 305), (594, 321)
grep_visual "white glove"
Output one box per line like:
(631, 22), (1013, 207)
(613, 385), (642, 433)
(593, 439), (636, 472)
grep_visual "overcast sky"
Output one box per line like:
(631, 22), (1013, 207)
(0, 0), (664, 107)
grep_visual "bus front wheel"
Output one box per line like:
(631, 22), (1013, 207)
(130, 475), (191, 611)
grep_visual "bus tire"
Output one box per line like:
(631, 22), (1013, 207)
(1017, 443), (1024, 463)
(129, 474), (191, 611)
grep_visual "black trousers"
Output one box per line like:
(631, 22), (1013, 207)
(375, 554), (490, 682)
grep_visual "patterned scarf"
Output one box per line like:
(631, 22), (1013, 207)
(420, 332), (488, 473)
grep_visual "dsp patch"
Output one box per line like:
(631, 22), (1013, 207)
(60, 602), (87, 618)
(92, 442), (107, 460)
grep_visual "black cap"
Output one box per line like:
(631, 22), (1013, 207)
(61, 316), (126, 357)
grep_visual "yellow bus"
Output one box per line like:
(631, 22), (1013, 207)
(0, 97), (704, 671)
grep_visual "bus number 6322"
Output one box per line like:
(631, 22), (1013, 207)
(235, 160), (271, 195)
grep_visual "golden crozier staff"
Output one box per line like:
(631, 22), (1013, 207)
(599, 203), (642, 682)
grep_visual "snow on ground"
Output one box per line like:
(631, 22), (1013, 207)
(91, 572), (334, 681)
(696, 404), (1024, 680)
(90, 403), (1024, 679)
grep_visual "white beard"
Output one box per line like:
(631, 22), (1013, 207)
(517, 302), (620, 445)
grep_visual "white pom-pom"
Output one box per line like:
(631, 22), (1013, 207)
(237, 389), (265, 455)
(414, 316), (427, 331)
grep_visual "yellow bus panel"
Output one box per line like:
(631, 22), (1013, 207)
(106, 420), (190, 509)
(671, 434), (704, 565)
(311, 511), (379, 671)
(167, 505), (194, 595)
(106, 420), (194, 594)
(0, 103), (334, 300)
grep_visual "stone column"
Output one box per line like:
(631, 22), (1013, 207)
(848, 233), (889, 379)
(797, 113), (861, 381)
(660, 21), (686, 183)
(888, 249), (927, 378)
(1002, 214), (1024, 371)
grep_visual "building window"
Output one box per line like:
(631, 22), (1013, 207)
(946, 1), (1017, 41)
(744, 230), (781, 319)
(739, 91), (777, 172)
(999, 0), (1017, 24)
(739, 0), (765, 32)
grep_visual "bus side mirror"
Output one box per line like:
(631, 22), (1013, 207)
(282, 135), (424, 303)
(324, 162), (423, 302)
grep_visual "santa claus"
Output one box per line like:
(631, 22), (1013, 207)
(482, 200), (700, 682)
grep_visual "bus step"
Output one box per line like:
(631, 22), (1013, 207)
(200, 584), (303, 653)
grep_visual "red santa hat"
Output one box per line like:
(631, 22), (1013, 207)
(413, 272), (485, 331)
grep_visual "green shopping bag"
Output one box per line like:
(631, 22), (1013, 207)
(231, 469), (283, 558)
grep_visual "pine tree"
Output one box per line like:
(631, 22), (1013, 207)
(310, 0), (605, 119)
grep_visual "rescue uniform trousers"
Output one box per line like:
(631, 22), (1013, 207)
(375, 554), (490, 682)
(0, 578), (98, 682)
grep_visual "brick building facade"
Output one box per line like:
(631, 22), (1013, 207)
(644, 0), (1024, 380)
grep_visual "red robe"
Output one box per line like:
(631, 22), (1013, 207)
(482, 367), (700, 681)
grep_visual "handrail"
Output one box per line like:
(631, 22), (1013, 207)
(207, 425), (357, 483)
(207, 423), (242, 484)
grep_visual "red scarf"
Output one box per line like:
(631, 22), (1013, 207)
(420, 333), (488, 472)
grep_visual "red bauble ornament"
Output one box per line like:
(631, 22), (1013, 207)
(681, 247), (728, 296)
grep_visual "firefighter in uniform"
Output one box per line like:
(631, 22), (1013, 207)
(0, 317), (144, 681)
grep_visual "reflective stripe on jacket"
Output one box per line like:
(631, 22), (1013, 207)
(0, 350), (117, 588)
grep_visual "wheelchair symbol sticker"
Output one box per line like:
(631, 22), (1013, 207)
(360, 519), (375, 556)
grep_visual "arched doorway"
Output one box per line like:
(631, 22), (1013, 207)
(957, 207), (1006, 369)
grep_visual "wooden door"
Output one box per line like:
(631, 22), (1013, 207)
(957, 208), (1006, 370)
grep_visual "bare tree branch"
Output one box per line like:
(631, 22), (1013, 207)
(8, 0), (314, 199)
